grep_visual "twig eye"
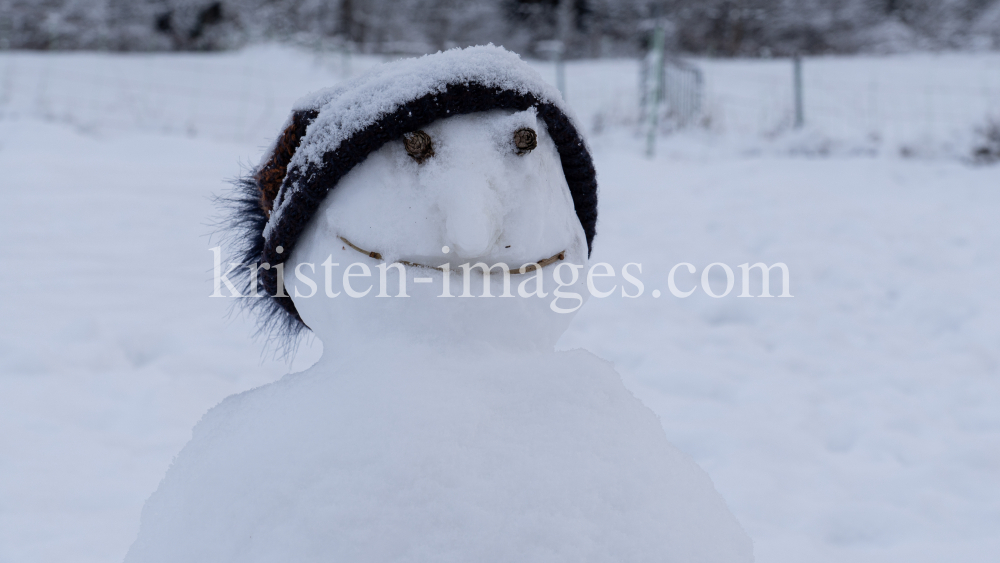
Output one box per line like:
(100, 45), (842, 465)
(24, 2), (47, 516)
(404, 130), (434, 163)
(513, 127), (537, 155)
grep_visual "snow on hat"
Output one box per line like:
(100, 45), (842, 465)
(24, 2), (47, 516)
(226, 45), (598, 339)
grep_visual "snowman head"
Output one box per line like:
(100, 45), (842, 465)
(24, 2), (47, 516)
(227, 46), (598, 353)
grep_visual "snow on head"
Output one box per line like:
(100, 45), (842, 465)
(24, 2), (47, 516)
(293, 44), (566, 151)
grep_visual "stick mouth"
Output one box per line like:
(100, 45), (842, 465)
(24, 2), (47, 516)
(339, 236), (565, 274)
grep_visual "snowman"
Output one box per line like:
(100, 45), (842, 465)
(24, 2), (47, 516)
(125, 46), (753, 563)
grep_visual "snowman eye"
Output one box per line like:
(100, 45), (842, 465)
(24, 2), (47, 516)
(403, 130), (434, 163)
(513, 127), (537, 156)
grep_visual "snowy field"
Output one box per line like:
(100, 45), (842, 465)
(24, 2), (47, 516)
(2, 46), (999, 563)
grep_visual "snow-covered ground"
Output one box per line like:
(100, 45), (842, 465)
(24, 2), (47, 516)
(1, 46), (998, 563)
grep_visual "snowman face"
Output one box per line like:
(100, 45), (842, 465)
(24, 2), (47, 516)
(287, 108), (589, 351)
(320, 108), (580, 267)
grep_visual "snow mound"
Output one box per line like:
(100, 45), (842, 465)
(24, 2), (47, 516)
(124, 342), (752, 563)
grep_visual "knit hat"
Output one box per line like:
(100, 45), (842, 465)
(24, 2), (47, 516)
(226, 45), (599, 339)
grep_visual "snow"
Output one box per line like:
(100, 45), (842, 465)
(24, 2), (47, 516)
(124, 345), (752, 563)
(1, 45), (999, 563)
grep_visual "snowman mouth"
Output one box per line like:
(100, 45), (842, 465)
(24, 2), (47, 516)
(339, 236), (565, 274)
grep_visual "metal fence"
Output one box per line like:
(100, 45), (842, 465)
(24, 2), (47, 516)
(640, 53), (704, 131)
(1, 48), (998, 160)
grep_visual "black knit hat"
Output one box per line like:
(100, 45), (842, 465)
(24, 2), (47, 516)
(226, 45), (598, 341)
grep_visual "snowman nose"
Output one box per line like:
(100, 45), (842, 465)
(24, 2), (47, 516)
(447, 208), (496, 257)
(442, 176), (501, 258)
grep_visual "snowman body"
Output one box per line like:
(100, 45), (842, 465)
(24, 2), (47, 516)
(125, 344), (751, 563)
(125, 47), (753, 563)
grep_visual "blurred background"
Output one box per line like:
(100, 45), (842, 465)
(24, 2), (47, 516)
(3, 0), (1000, 54)
(1, 2), (998, 563)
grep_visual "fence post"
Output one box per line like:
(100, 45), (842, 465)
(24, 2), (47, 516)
(793, 54), (804, 128)
(555, 46), (566, 100)
(645, 24), (666, 158)
(693, 67), (703, 120)
(537, 40), (566, 100)
(341, 42), (353, 78)
(555, 0), (571, 100)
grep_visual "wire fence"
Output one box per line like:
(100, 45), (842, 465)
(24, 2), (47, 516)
(0, 48), (377, 144)
(1, 47), (999, 158)
(696, 54), (1000, 155)
(640, 54), (704, 130)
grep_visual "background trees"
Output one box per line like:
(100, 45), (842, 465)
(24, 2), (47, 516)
(1, 0), (997, 55)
